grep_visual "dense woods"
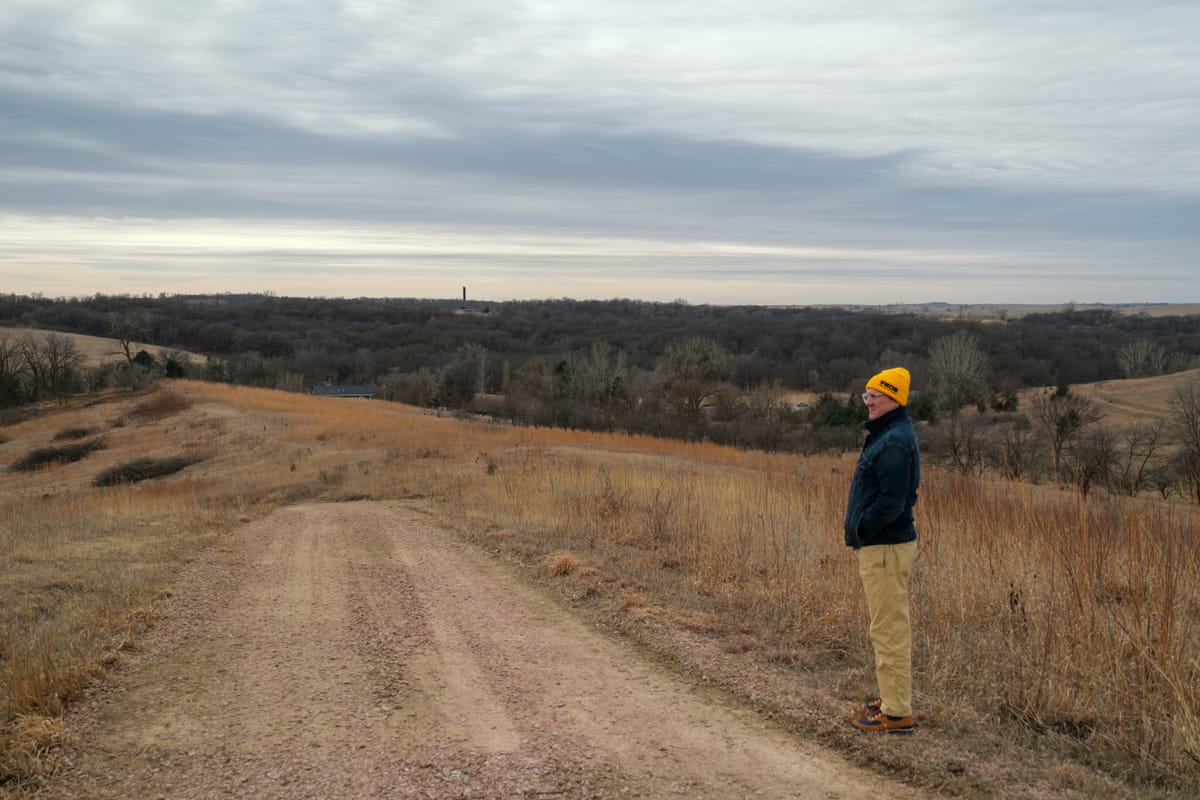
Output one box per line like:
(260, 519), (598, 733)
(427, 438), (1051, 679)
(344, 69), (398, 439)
(3, 292), (1200, 502)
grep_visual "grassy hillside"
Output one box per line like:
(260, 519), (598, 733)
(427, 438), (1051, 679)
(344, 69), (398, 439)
(0, 327), (207, 369)
(2, 380), (1198, 798)
(1075, 368), (1200, 422)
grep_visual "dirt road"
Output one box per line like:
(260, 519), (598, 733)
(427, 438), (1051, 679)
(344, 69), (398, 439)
(32, 502), (922, 799)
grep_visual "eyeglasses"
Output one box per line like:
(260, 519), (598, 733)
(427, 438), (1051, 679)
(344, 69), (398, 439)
(862, 392), (888, 403)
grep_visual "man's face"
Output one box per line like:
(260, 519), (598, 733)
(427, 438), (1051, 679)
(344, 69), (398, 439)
(863, 390), (899, 420)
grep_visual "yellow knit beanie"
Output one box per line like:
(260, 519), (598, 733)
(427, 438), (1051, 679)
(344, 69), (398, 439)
(866, 367), (910, 406)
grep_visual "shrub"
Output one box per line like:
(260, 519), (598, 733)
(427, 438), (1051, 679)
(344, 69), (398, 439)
(52, 426), (92, 441)
(93, 455), (204, 487)
(9, 439), (106, 472)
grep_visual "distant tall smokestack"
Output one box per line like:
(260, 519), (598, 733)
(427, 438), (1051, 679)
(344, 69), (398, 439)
(462, 286), (466, 304)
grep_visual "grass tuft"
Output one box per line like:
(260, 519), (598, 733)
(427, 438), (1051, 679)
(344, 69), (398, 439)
(541, 551), (580, 577)
(0, 714), (64, 789)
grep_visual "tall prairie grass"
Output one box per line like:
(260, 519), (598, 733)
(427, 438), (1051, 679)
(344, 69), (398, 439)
(3, 380), (1197, 793)
(920, 477), (1200, 779)
(446, 424), (1199, 784)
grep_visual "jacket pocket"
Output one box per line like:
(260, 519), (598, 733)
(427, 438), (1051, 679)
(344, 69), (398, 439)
(846, 507), (865, 548)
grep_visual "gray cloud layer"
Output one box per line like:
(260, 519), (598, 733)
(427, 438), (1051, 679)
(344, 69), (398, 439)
(1, 0), (1197, 303)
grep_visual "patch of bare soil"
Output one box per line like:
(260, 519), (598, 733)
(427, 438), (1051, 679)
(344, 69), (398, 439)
(26, 502), (925, 799)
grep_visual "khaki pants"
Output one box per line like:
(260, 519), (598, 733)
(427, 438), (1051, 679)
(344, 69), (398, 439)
(857, 541), (918, 718)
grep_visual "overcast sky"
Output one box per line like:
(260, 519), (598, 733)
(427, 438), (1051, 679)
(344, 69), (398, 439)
(2, 1), (1197, 305)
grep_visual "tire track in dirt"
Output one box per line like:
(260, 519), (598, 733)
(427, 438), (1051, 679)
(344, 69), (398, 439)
(31, 501), (924, 799)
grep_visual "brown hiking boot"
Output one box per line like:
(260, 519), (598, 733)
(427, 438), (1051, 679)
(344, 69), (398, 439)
(851, 710), (915, 734)
(863, 696), (882, 714)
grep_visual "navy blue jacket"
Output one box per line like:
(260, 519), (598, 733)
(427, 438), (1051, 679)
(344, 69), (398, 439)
(844, 406), (920, 549)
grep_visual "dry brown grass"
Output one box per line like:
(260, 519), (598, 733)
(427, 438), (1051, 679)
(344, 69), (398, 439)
(0, 327), (208, 369)
(0, 328), (124, 368)
(919, 477), (1200, 780)
(1012, 367), (1200, 428)
(1075, 368), (1200, 423)
(540, 551), (580, 577)
(2, 379), (1198, 797)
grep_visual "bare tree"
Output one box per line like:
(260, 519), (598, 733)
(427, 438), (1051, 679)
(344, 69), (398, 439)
(1028, 387), (1104, 480)
(707, 383), (743, 423)
(19, 336), (44, 398)
(1171, 382), (1200, 504)
(437, 343), (488, 405)
(0, 333), (30, 406)
(1063, 427), (1116, 498)
(743, 380), (788, 421)
(505, 358), (553, 424)
(20, 332), (85, 403)
(928, 330), (989, 413)
(658, 336), (731, 418)
(571, 341), (629, 409)
(383, 366), (445, 408)
(933, 413), (989, 475)
(416, 366), (445, 408)
(995, 414), (1037, 480)
(1115, 338), (1168, 378)
(1106, 420), (1169, 496)
(109, 310), (152, 367)
(471, 344), (487, 397)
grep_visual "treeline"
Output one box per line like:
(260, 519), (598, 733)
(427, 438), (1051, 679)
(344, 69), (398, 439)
(0, 329), (192, 407)
(4, 293), (1199, 390)
(2, 293), (1199, 502)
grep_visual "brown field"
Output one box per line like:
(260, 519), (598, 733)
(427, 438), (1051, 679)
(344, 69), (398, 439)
(1010, 368), (1200, 438)
(2, 377), (1199, 798)
(0, 327), (207, 368)
(1072, 368), (1200, 422)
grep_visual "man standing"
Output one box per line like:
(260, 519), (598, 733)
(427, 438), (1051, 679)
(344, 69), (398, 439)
(844, 367), (920, 734)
